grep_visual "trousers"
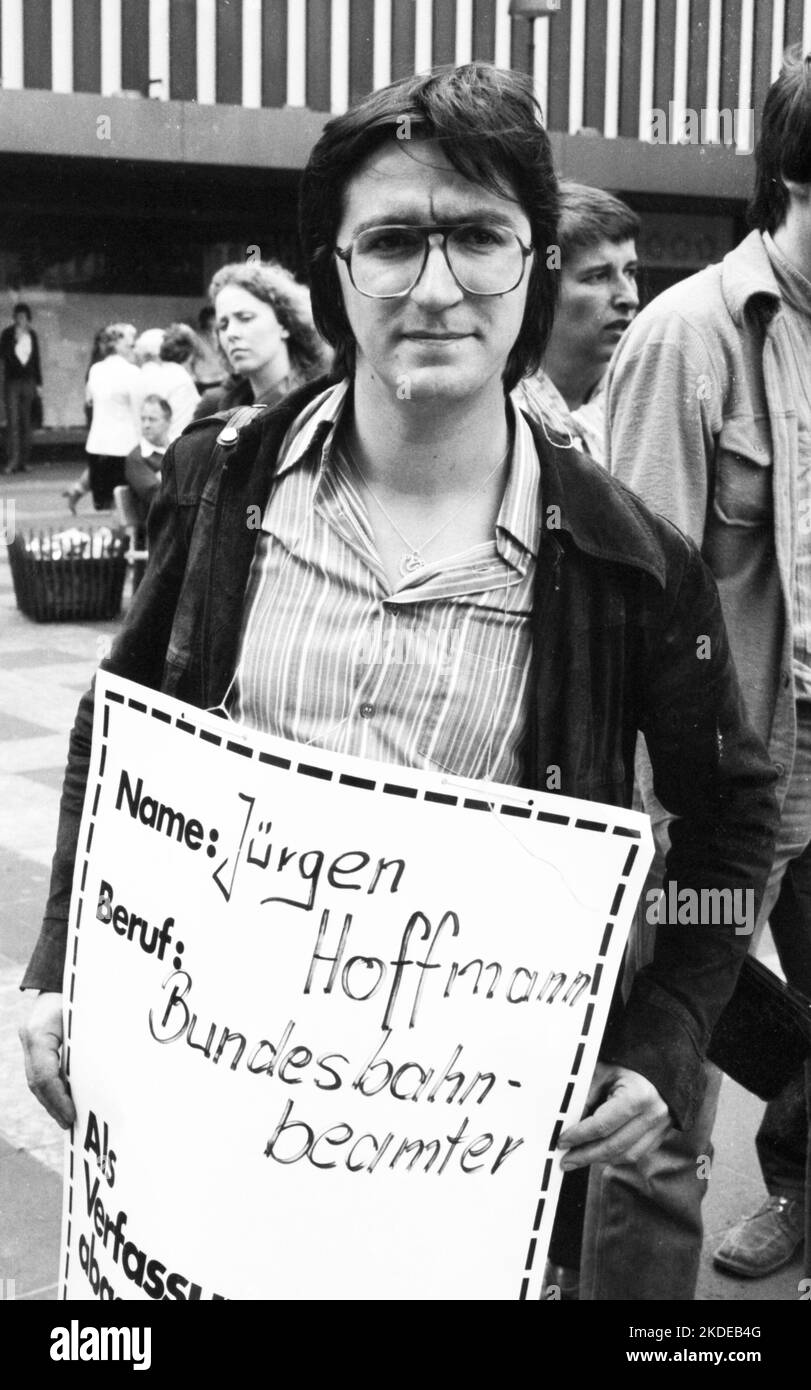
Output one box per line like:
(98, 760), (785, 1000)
(3, 378), (37, 470)
(577, 701), (811, 1300)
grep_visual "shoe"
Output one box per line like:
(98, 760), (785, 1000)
(541, 1260), (580, 1300)
(713, 1195), (805, 1277)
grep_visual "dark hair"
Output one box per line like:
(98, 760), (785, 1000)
(749, 46), (811, 232)
(141, 393), (172, 420)
(198, 304), (216, 331)
(556, 181), (640, 258)
(160, 322), (203, 365)
(13, 302), (32, 320)
(299, 63), (559, 392)
(209, 260), (331, 380)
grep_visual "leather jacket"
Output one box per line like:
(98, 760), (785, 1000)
(23, 377), (779, 1129)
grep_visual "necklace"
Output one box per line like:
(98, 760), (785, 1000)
(343, 438), (511, 577)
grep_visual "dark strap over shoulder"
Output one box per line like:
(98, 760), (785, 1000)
(215, 403), (268, 446)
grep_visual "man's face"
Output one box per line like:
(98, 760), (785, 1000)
(334, 139), (533, 402)
(550, 238), (639, 372)
(13, 310), (30, 331)
(141, 403), (170, 448)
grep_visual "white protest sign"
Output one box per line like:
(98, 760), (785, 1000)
(59, 671), (652, 1301)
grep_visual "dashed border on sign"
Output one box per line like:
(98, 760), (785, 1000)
(61, 689), (642, 1302)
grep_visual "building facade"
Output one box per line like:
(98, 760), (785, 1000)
(1, 0), (810, 426)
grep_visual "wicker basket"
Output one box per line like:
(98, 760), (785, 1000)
(7, 529), (128, 623)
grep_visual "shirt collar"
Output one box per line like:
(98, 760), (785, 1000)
(273, 377), (540, 561)
(763, 231), (811, 318)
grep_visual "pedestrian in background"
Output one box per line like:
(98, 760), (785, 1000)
(192, 304), (226, 394)
(84, 322), (140, 510)
(1, 302), (43, 475)
(125, 393), (171, 530)
(194, 259), (330, 419)
(604, 45), (811, 1298)
(514, 183), (639, 463)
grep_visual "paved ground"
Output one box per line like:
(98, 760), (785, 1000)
(0, 463), (805, 1303)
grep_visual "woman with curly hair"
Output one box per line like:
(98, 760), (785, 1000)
(194, 259), (331, 418)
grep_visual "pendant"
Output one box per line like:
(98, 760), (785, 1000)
(400, 551), (424, 576)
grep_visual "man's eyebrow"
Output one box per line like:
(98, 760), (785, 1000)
(575, 256), (639, 274)
(348, 209), (521, 236)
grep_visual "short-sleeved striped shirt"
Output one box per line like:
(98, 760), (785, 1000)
(229, 380), (541, 784)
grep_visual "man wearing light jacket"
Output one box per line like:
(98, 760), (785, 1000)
(607, 47), (811, 1296)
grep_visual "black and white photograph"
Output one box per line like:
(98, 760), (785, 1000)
(0, 0), (809, 1361)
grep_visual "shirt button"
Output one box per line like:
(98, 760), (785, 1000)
(359, 702), (375, 719)
(774, 762), (785, 776)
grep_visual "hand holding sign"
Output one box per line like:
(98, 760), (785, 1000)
(558, 1061), (671, 1169)
(56, 672), (652, 1300)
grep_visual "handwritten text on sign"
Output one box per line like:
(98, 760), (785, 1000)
(60, 672), (652, 1301)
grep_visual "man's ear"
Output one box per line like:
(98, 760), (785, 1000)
(782, 177), (811, 202)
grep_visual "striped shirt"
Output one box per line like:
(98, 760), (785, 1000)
(229, 380), (541, 784)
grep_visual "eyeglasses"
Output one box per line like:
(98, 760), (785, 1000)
(334, 224), (534, 299)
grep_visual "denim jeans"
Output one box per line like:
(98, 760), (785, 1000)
(577, 701), (811, 1300)
(3, 377), (36, 469)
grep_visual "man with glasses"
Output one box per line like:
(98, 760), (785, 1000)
(21, 64), (778, 1300)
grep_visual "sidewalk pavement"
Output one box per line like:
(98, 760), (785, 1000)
(0, 463), (805, 1303)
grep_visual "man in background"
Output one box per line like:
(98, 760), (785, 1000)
(1, 303), (43, 475)
(124, 394), (171, 529)
(605, 47), (811, 1297)
(515, 182), (639, 462)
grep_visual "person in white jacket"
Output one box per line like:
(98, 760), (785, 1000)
(84, 323), (141, 509)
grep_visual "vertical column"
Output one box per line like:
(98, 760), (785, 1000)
(261, 0), (287, 106)
(306, 0), (331, 111)
(391, 0), (416, 80)
(603, 0), (622, 139)
(100, 0), (122, 96)
(582, 0), (607, 132)
(455, 0), (472, 63)
(414, 0), (433, 72)
(372, 0), (392, 88)
(286, 0), (306, 105)
(330, 0), (349, 110)
(637, 0), (656, 140)
(471, 0), (495, 62)
(568, 0), (585, 133)
(350, 0), (375, 101)
(73, 0), (102, 93)
(652, 0), (677, 121)
(704, 0), (722, 141)
(670, 0), (689, 141)
(432, 0), (456, 66)
(242, 0), (262, 107)
(52, 0), (74, 92)
(149, 0), (171, 98)
(2, 0), (23, 90)
(719, 0), (743, 126)
(545, 0), (570, 129)
(169, 0), (196, 98)
(196, 0), (216, 103)
(770, 0), (785, 78)
(24, 0), (52, 89)
(618, 0), (643, 137)
(534, 15), (550, 124)
(737, 0), (755, 152)
(494, 0), (511, 69)
(686, 0), (710, 118)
